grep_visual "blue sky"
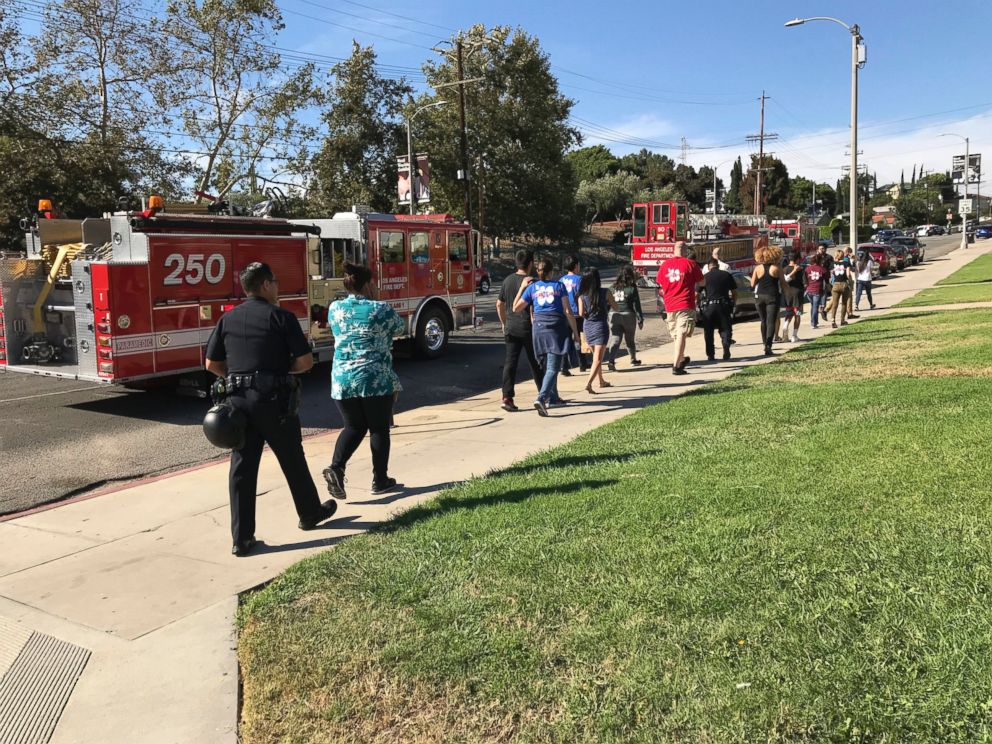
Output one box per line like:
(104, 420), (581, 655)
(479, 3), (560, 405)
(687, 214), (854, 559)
(275, 0), (992, 190)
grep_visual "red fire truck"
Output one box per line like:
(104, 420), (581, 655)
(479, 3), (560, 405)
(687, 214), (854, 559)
(629, 199), (767, 279)
(768, 218), (819, 259)
(0, 200), (475, 388)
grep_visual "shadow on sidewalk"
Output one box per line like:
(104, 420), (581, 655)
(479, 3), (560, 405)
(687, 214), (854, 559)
(391, 417), (501, 436)
(349, 482), (460, 506)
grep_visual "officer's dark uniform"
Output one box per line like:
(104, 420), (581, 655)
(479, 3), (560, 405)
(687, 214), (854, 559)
(205, 297), (324, 545)
(699, 268), (736, 360)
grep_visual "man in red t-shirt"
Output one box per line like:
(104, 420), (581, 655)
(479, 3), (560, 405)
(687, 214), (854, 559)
(656, 241), (704, 375)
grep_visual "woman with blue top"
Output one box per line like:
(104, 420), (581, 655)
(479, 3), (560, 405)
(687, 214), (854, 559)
(513, 258), (579, 416)
(323, 263), (405, 498)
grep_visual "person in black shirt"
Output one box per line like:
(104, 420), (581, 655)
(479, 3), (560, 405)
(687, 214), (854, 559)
(700, 258), (737, 361)
(205, 262), (336, 556)
(496, 249), (542, 412)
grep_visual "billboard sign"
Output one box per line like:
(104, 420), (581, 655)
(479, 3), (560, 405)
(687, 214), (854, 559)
(397, 154), (431, 205)
(952, 153), (981, 184)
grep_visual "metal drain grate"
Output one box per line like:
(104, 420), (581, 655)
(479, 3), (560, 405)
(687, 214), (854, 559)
(0, 630), (90, 744)
(0, 618), (32, 682)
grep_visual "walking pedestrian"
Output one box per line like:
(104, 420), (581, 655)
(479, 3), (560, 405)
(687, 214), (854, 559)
(559, 255), (587, 375)
(324, 263), (406, 499)
(205, 262), (336, 557)
(497, 249), (542, 412)
(702, 245), (730, 273)
(699, 257), (736, 361)
(657, 241), (704, 375)
(816, 244), (834, 323)
(606, 265), (644, 371)
(803, 254), (827, 329)
(843, 247), (860, 319)
(829, 249), (854, 327)
(513, 259), (580, 416)
(750, 245), (788, 356)
(855, 249), (876, 310)
(779, 251), (805, 343)
(578, 268), (616, 393)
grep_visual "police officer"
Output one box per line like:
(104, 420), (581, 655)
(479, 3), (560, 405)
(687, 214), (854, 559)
(699, 257), (737, 362)
(205, 262), (336, 556)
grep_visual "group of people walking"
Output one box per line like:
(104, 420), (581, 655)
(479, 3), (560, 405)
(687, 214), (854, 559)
(497, 250), (644, 415)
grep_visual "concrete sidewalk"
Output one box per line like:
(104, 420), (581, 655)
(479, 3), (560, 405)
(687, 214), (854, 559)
(1, 243), (989, 744)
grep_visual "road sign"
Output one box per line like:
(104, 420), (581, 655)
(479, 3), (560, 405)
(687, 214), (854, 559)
(959, 198), (973, 215)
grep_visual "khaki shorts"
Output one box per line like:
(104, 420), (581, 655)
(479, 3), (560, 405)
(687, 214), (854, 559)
(666, 309), (695, 339)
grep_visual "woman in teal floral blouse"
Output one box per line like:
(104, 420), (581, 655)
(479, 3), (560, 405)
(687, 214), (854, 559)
(322, 263), (405, 498)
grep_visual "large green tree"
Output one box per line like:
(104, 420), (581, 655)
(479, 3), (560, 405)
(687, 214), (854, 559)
(619, 148), (676, 191)
(575, 170), (640, 225)
(724, 156), (744, 213)
(739, 154), (789, 214)
(415, 25), (581, 241)
(565, 145), (619, 184)
(308, 43), (411, 214)
(163, 0), (317, 201)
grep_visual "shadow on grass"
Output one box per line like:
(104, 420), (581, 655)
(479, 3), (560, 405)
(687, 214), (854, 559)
(380, 479), (618, 533)
(498, 451), (664, 478)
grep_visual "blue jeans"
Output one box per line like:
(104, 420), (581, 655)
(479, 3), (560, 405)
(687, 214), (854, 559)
(806, 293), (822, 326)
(855, 280), (873, 308)
(538, 352), (563, 403)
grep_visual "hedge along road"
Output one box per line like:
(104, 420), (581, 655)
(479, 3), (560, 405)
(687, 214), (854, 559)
(0, 235), (961, 515)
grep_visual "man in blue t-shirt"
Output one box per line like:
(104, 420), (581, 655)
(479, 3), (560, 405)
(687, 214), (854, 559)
(559, 255), (587, 374)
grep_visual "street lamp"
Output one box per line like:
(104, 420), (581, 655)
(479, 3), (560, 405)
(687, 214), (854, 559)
(405, 100), (449, 215)
(786, 16), (865, 257)
(939, 132), (970, 250)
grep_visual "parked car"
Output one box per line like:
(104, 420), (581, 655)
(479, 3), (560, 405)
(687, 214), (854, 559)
(888, 244), (909, 271)
(976, 226), (992, 240)
(871, 228), (905, 244)
(890, 236), (924, 265)
(475, 267), (491, 294)
(858, 243), (891, 276)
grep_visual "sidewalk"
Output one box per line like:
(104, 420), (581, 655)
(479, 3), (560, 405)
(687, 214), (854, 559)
(1, 242), (989, 743)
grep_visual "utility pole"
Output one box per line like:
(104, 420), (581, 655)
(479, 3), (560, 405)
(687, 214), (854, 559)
(680, 137), (689, 167)
(746, 91), (777, 215)
(456, 39), (472, 227)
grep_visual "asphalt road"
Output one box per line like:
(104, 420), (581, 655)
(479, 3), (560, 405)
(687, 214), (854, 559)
(0, 237), (962, 514)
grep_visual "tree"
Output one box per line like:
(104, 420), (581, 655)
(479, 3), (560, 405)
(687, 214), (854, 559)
(574, 170), (640, 225)
(619, 149), (676, 191)
(787, 176), (816, 213)
(163, 0), (318, 201)
(565, 145), (619, 184)
(894, 190), (930, 228)
(739, 154), (789, 213)
(815, 182), (837, 217)
(416, 25), (581, 241)
(724, 156), (744, 213)
(308, 43), (411, 214)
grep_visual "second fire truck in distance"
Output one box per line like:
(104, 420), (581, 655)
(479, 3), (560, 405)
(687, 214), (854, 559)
(0, 200), (475, 389)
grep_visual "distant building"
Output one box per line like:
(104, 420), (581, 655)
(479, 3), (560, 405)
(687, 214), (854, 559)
(871, 205), (896, 227)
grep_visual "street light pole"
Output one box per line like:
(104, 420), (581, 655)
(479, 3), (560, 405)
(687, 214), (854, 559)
(940, 132), (970, 250)
(785, 16), (864, 256)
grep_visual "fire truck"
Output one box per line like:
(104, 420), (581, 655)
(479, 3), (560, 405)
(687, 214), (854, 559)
(629, 199), (767, 279)
(767, 218), (819, 258)
(0, 199), (475, 388)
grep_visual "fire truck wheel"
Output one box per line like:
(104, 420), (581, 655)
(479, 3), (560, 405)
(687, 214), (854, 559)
(415, 307), (449, 359)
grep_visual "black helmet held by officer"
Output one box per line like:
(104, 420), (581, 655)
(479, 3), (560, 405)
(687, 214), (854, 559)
(204, 261), (336, 557)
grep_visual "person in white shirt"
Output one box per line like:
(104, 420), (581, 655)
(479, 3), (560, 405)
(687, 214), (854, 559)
(701, 246), (731, 275)
(855, 250), (876, 310)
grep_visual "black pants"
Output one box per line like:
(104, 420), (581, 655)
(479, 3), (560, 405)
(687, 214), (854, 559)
(228, 389), (322, 544)
(701, 303), (733, 358)
(755, 294), (780, 349)
(332, 395), (393, 484)
(501, 332), (542, 399)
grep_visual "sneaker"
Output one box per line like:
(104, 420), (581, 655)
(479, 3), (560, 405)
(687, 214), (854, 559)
(533, 398), (548, 417)
(370, 477), (399, 495)
(840, 320), (849, 326)
(791, 332), (800, 343)
(831, 321), (837, 328)
(299, 500), (337, 530)
(681, 356), (691, 368)
(630, 359), (642, 366)
(607, 362), (617, 372)
(561, 369), (572, 377)
(847, 314), (859, 319)
(579, 365), (589, 373)
(672, 367), (688, 376)
(548, 398), (568, 407)
(322, 466), (346, 500)
(501, 397), (518, 412)
(231, 537), (258, 557)
(870, 304), (876, 310)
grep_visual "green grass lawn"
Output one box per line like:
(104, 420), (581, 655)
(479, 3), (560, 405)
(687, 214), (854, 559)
(895, 281), (992, 307)
(239, 310), (992, 743)
(936, 252), (992, 286)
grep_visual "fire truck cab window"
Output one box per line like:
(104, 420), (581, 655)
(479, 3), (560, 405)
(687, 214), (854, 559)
(448, 232), (468, 262)
(320, 238), (348, 278)
(380, 231), (404, 263)
(410, 232), (429, 264)
(652, 204), (670, 225)
(633, 206), (646, 238)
